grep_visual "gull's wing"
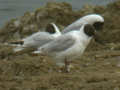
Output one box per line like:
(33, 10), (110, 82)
(41, 34), (76, 53)
(62, 24), (81, 33)
(51, 23), (61, 33)
(23, 32), (54, 47)
(62, 18), (85, 33)
(32, 32), (53, 41)
(45, 23), (61, 34)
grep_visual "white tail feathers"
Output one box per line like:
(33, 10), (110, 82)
(33, 50), (41, 54)
(13, 46), (24, 52)
(8, 41), (24, 52)
(4, 42), (24, 52)
(2, 42), (21, 47)
(4, 40), (24, 47)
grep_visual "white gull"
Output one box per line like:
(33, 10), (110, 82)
(34, 24), (101, 72)
(11, 23), (61, 52)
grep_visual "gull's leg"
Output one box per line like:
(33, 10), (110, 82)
(64, 58), (70, 73)
(58, 58), (71, 73)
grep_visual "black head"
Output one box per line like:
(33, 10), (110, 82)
(93, 22), (104, 31)
(84, 24), (104, 44)
(84, 24), (95, 37)
(45, 23), (55, 34)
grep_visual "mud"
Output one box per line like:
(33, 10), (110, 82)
(0, 1), (120, 90)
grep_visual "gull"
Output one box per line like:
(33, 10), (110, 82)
(61, 14), (104, 33)
(34, 24), (102, 72)
(10, 23), (61, 52)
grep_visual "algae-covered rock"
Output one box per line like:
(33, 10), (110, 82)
(0, 2), (81, 42)
(0, 1), (119, 43)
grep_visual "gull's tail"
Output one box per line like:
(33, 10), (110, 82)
(33, 50), (41, 54)
(5, 40), (24, 52)
(9, 40), (24, 46)
(13, 46), (24, 52)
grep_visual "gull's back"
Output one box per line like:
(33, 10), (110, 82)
(23, 32), (55, 48)
(13, 23), (61, 52)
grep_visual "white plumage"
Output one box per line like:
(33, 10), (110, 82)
(34, 24), (94, 68)
(13, 23), (61, 52)
(62, 14), (104, 33)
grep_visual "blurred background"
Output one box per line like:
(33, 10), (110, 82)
(0, 0), (115, 27)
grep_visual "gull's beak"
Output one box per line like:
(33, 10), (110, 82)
(94, 31), (104, 45)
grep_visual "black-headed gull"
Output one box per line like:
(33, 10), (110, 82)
(10, 23), (61, 52)
(34, 24), (102, 72)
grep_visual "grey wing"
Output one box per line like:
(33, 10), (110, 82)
(42, 34), (76, 53)
(23, 32), (54, 47)
(62, 18), (83, 33)
(32, 32), (54, 46)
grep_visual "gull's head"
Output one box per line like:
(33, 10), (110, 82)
(84, 24), (95, 37)
(45, 23), (56, 34)
(84, 24), (103, 44)
(82, 14), (104, 31)
(45, 23), (61, 37)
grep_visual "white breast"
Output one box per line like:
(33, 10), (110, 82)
(54, 32), (92, 64)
